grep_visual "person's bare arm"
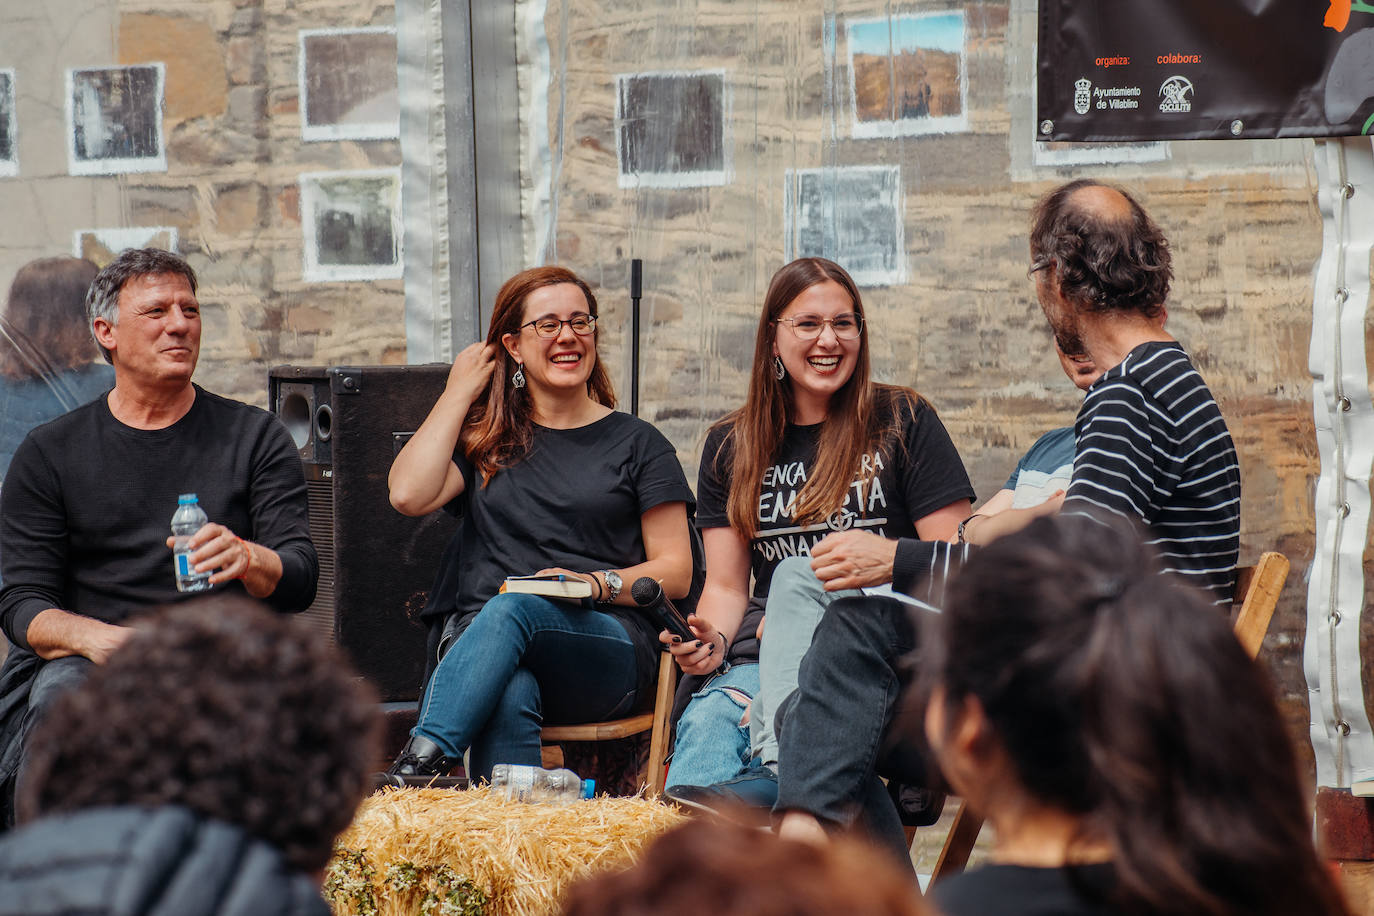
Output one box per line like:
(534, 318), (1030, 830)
(388, 342), (496, 516)
(961, 491), (1064, 546)
(25, 608), (132, 665)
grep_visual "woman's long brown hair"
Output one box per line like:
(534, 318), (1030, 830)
(0, 257), (101, 380)
(719, 257), (916, 538)
(461, 266), (616, 482)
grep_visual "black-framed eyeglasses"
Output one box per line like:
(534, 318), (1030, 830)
(774, 313), (863, 340)
(520, 313), (597, 338)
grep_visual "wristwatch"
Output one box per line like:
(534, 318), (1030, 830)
(599, 569), (623, 602)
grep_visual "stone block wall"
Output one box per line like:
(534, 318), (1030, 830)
(0, 0), (406, 407)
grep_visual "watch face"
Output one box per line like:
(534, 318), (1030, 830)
(605, 570), (623, 596)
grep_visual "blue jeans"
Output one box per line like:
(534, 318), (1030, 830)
(664, 662), (759, 790)
(15, 656), (94, 809)
(754, 556), (859, 766)
(413, 593), (641, 782)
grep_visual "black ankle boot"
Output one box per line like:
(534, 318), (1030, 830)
(386, 735), (456, 778)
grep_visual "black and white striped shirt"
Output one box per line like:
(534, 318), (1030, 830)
(1064, 341), (1240, 605)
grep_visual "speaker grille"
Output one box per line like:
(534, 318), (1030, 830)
(301, 478), (336, 640)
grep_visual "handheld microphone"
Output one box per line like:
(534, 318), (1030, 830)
(631, 576), (695, 642)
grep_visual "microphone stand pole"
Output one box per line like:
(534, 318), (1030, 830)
(630, 259), (642, 418)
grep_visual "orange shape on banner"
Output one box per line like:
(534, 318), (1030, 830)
(1325, 0), (1350, 31)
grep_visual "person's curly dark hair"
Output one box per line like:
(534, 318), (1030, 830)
(560, 818), (927, 916)
(17, 597), (381, 873)
(1029, 178), (1171, 319)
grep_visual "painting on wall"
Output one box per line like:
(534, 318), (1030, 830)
(300, 168), (402, 282)
(846, 12), (969, 138)
(616, 69), (730, 188)
(66, 65), (166, 175)
(784, 166), (905, 287)
(73, 227), (179, 267)
(0, 70), (16, 178)
(298, 27), (400, 141)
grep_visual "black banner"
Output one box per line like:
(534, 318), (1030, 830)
(1037, 1), (1374, 141)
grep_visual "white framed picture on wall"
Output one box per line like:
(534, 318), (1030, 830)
(300, 168), (402, 282)
(66, 64), (166, 175)
(784, 166), (906, 288)
(615, 69), (730, 189)
(0, 70), (16, 178)
(846, 12), (969, 138)
(298, 27), (400, 141)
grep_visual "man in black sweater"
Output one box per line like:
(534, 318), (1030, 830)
(0, 248), (317, 826)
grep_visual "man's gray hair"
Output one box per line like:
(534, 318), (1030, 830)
(85, 248), (198, 364)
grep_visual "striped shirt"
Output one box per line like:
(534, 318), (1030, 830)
(1064, 341), (1240, 605)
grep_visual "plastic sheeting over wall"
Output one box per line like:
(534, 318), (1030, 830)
(510, 0), (1335, 755)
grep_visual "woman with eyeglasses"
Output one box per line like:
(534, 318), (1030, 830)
(663, 257), (973, 808)
(384, 266), (696, 782)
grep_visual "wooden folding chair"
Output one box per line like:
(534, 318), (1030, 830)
(921, 552), (1291, 886)
(540, 649), (678, 797)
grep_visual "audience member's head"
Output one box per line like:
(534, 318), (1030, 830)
(19, 597), (380, 874)
(918, 513), (1348, 916)
(560, 818), (925, 916)
(0, 256), (101, 379)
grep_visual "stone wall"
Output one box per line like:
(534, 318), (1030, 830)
(0, 0), (406, 407)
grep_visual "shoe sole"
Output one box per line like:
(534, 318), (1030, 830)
(665, 791), (773, 829)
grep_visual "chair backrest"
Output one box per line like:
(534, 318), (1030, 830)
(1232, 551), (1290, 659)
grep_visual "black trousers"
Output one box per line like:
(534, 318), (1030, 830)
(774, 595), (936, 864)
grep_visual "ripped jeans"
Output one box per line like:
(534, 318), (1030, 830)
(664, 662), (759, 790)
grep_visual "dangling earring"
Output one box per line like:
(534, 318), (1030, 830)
(512, 364), (527, 389)
(773, 356), (786, 381)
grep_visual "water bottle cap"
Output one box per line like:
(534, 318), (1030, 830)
(580, 779), (595, 799)
(177, 493), (198, 504)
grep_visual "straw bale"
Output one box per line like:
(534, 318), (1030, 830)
(325, 786), (685, 916)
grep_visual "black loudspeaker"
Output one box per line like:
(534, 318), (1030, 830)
(269, 365), (457, 701)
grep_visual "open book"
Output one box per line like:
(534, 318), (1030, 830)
(500, 574), (593, 600)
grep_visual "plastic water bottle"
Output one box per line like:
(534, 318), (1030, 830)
(171, 493), (211, 593)
(490, 764), (594, 804)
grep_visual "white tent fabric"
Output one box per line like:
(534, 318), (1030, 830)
(1307, 137), (1374, 789)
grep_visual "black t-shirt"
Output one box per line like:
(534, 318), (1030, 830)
(931, 863), (1117, 916)
(696, 395), (974, 598)
(449, 411), (695, 691)
(0, 386), (317, 648)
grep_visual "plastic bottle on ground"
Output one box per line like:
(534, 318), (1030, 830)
(490, 764), (595, 804)
(171, 493), (211, 593)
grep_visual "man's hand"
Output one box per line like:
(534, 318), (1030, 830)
(809, 530), (898, 591)
(168, 522), (247, 584)
(25, 608), (132, 664)
(166, 523), (284, 598)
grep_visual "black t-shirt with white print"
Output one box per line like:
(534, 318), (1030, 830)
(696, 396), (975, 600)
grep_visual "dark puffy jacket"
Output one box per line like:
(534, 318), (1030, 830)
(0, 805), (330, 916)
